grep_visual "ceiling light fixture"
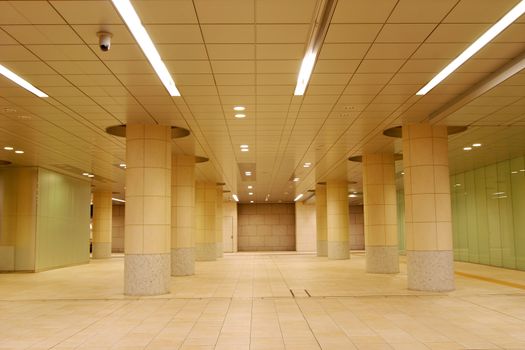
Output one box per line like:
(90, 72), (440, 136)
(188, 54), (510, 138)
(303, 162), (312, 168)
(111, 0), (180, 96)
(232, 194), (239, 202)
(0, 64), (48, 97)
(250, 200), (254, 203)
(119, 163), (127, 168)
(294, 193), (304, 201)
(293, 177), (300, 182)
(294, 0), (338, 95)
(463, 146), (472, 151)
(241, 148), (249, 152)
(234, 113), (246, 119)
(416, 0), (525, 95)
(247, 185), (253, 189)
(245, 171), (252, 176)
(248, 192), (253, 196)
(87, 174), (95, 178)
(112, 198), (126, 203)
(3, 146), (14, 151)
(14, 150), (24, 154)
(472, 143), (482, 147)
(240, 145), (249, 148)
(82, 172), (89, 176)
(233, 106), (245, 111)
(348, 194), (357, 198)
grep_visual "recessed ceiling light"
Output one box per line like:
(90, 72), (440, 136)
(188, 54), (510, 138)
(520, 169), (525, 172)
(3, 146), (13, 151)
(293, 177), (300, 182)
(235, 114), (246, 119)
(233, 106), (245, 111)
(232, 194), (239, 202)
(14, 150), (24, 154)
(416, 1), (525, 95)
(472, 143), (482, 147)
(512, 171), (518, 174)
(247, 185), (253, 189)
(240, 144), (249, 148)
(245, 171), (252, 176)
(294, 193), (304, 201)
(0, 64), (48, 97)
(111, 0), (180, 96)
(88, 174), (95, 178)
(112, 198), (126, 203)
(119, 163), (127, 168)
(401, 172), (405, 175)
(303, 162), (311, 168)
(463, 146), (472, 151)
(248, 192), (253, 195)
(348, 194), (357, 198)
(250, 200), (254, 203)
(82, 172), (89, 176)
(241, 148), (249, 152)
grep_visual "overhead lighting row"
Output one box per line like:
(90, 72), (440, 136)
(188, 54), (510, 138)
(240, 144), (249, 152)
(82, 172), (95, 178)
(3, 146), (24, 154)
(463, 143), (482, 151)
(233, 106), (246, 119)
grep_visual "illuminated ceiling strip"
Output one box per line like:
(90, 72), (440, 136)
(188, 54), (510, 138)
(417, 0), (525, 96)
(294, 193), (304, 201)
(112, 198), (126, 203)
(232, 194), (239, 202)
(294, 0), (339, 95)
(112, 0), (181, 96)
(0, 64), (48, 97)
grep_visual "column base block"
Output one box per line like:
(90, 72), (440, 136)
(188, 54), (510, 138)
(196, 243), (216, 261)
(366, 246), (399, 274)
(171, 248), (195, 276)
(92, 242), (112, 259)
(216, 242), (223, 258)
(407, 250), (455, 292)
(328, 241), (349, 260)
(124, 253), (170, 296)
(317, 240), (327, 257)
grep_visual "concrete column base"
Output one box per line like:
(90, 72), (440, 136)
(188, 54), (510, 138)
(317, 240), (327, 257)
(124, 253), (170, 296)
(171, 248), (195, 276)
(196, 243), (216, 261)
(216, 243), (223, 258)
(366, 246), (399, 274)
(92, 242), (112, 259)
(328, 241), (349, 260)
(407, 250), (455, 292)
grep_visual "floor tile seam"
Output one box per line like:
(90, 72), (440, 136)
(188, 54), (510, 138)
(455, 294), (525, 324)
(292, 297), (340, 349)
(211, 296), (233, 349)
(142, 298), (192, 349)
(178, 296), (216, 348)
(48, 299), (134, 349)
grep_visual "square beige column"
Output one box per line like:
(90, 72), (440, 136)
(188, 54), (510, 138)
(195, 182), (216, 261)
(92, 191), (113, 259)
(362, 153), (399, 273)
(215, 185), (224, 258)
(171, 154), (195, 276)
(327, 180), (350, 260)
(315, 183), (327, 257)
(403, 123), (454, 292)
(124, 124), (171, 296)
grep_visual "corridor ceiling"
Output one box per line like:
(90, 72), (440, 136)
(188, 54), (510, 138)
(0, 0), (524, 203)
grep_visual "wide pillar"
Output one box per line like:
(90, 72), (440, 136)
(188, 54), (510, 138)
(124, 124), (171, 296)
(195, 182), (216, 261)
(171, 154), (195, 276)
(327, 180), (349, 260)
(362, 153), (399, 273)
(315, 183), (327, 257)
(215, 185), (224, 258)
(403, 123), (454, 292)
(92, 191), (113, 259)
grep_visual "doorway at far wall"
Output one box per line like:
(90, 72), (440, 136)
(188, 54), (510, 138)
(223, 216), (234, 253)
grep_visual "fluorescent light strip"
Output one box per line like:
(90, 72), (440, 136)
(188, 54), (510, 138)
(112, 198), (126, 203)
(232, 194), (239, 202)
(112, 0), (180, 96)
(294, 51), (317, 95)
(417, 0), (525, 95)
(0, 64), (48, 97)
(294, 193), (304, 201)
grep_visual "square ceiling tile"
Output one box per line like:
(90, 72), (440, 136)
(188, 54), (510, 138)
(133, 0), (197, 24)
(50, 1), (122, 24)
(376, 24), (436, 43)
(207, 44), (255, 60)
(194, 0), (254, 23)
(145, 24), (203, 44)
(388, 0), (458, 23)
(332, 0), (397, 23)
(256, 0), (317, 23)
(325, 24), (382, 43)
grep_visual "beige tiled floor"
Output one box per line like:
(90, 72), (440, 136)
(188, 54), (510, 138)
(0, 252), (524, 349)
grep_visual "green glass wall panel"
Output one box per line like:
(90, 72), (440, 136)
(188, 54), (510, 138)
(451, 156), (525, 271)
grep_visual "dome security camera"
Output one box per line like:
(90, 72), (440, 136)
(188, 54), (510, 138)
(97, 32), (113, 52)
